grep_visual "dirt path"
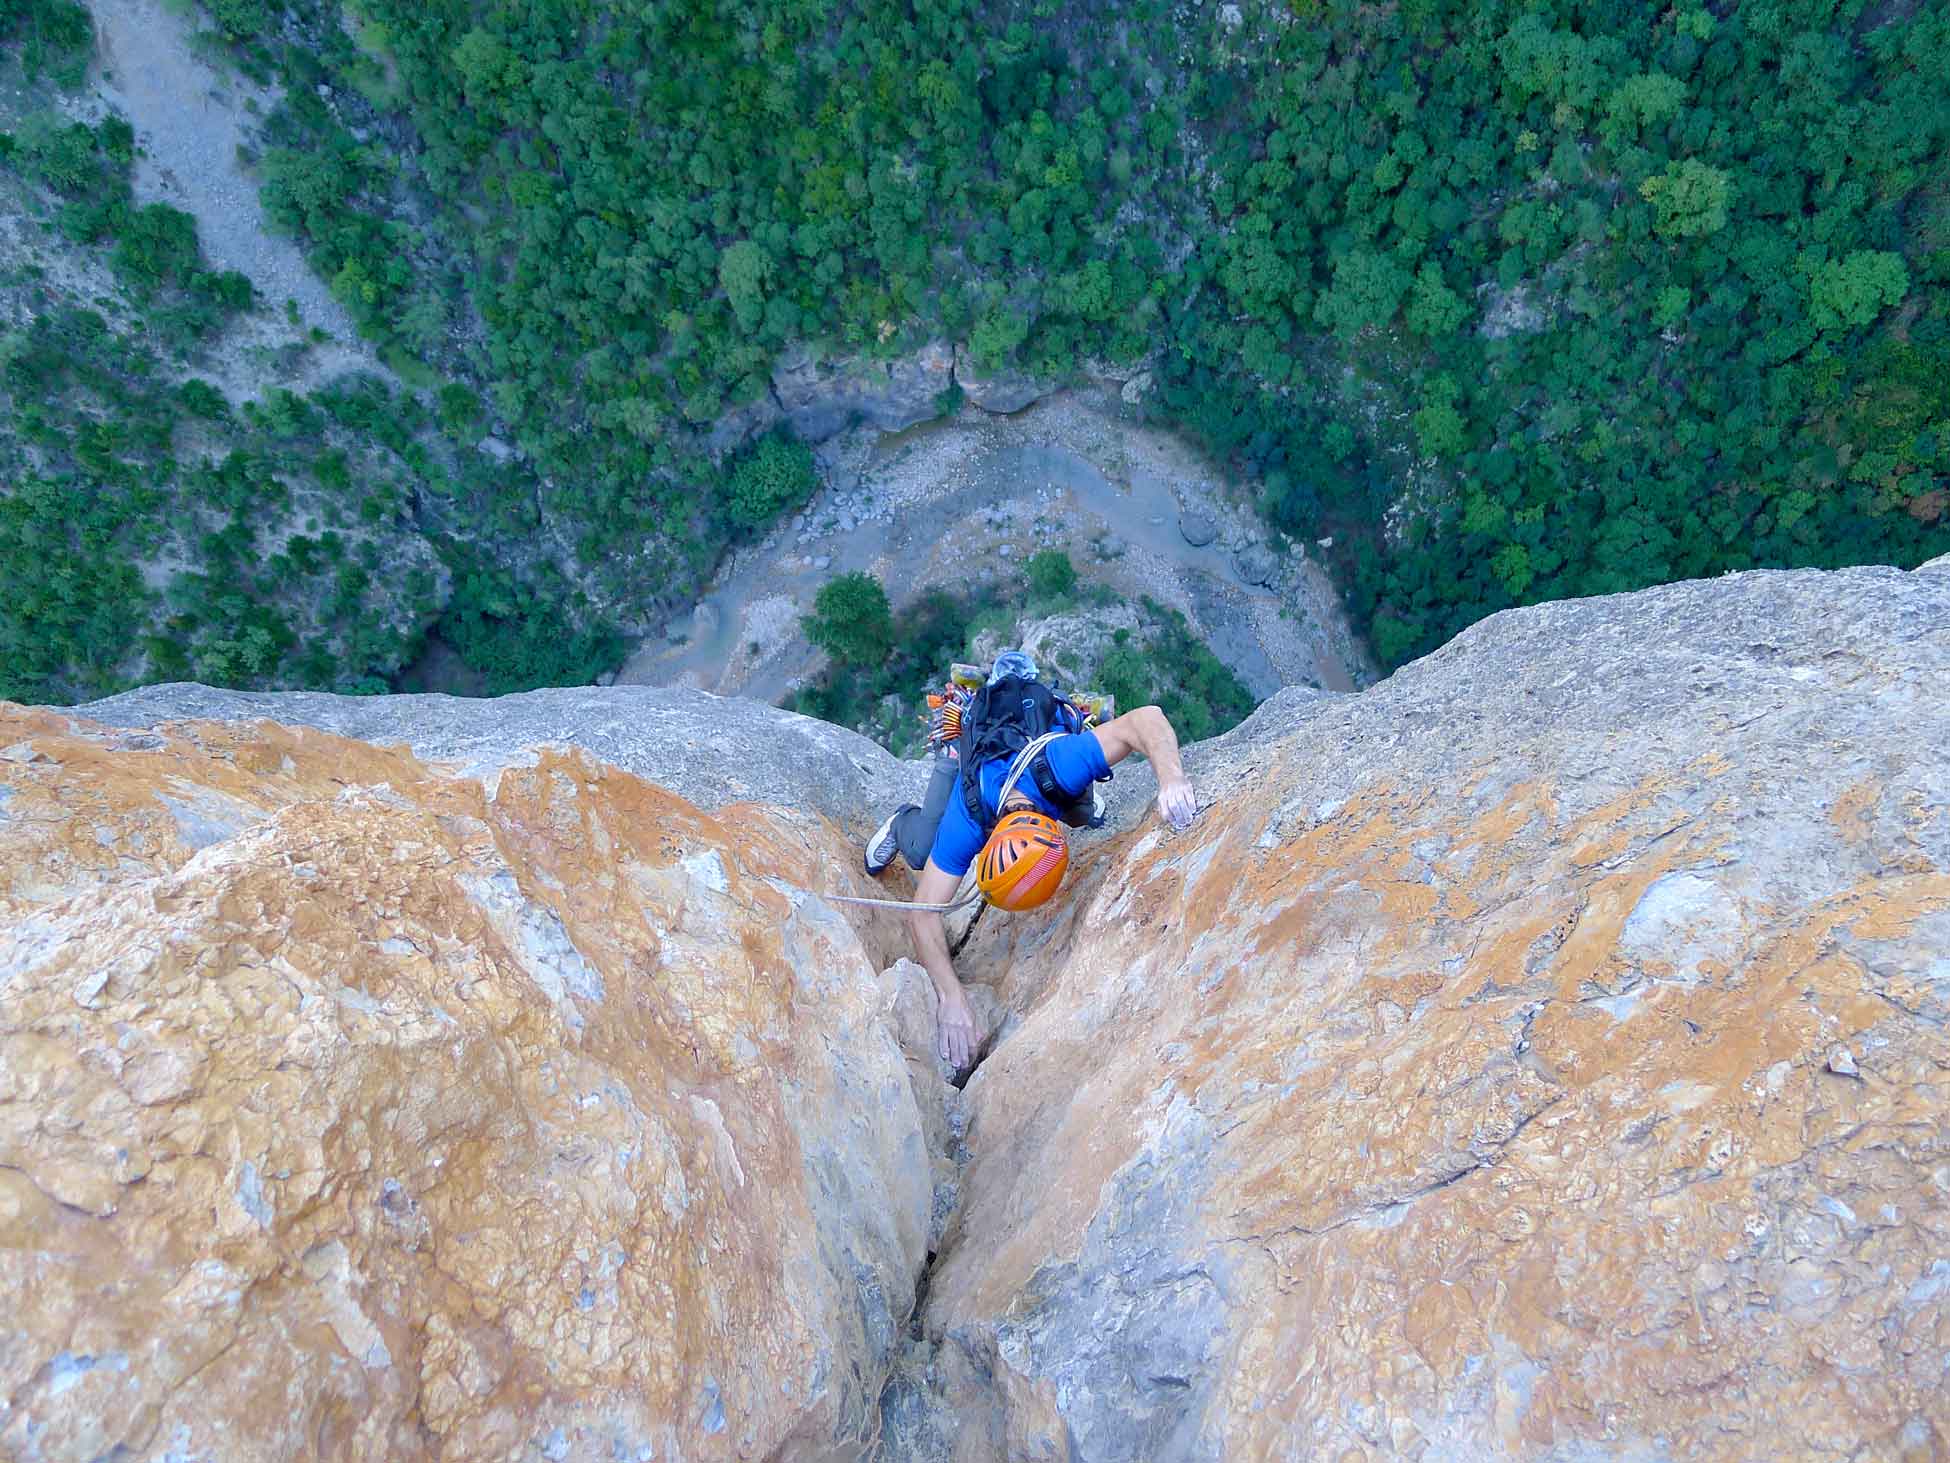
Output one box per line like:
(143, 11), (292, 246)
(83, 0), (381, 393)
(619, 388), (1375, 703)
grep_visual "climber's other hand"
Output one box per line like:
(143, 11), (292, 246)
(1157, 775), (1197, 832)
(937, 981), (979, 1071)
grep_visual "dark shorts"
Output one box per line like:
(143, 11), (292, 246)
(891, 755), (960, 871)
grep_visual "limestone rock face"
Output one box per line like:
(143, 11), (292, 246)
(78, 681), (928, 837)
(0, 708), (942, 1462)
(9, 556), (1950, 1463)
(770, 341), (956, 442)
(894, 559), (1950, 1461)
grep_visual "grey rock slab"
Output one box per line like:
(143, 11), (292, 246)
(1477, 279), (1551, 339)
(771, 341), (955, 443)
(705, 393), (785, 455)
(75, 683), (929, 834)
(1231, 560), (1950, 879)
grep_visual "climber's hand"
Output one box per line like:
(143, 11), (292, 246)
(1156, 774), (1197, 832)
(936, 981), (979, 1071)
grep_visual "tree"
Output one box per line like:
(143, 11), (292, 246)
(1313, 249), (1410, 338)
(1405, 261), (1468, 337)
(803, 572), (894, 666)
(717, 240), (773, 332)
(968, 303), (1030, 370)
(1807, 251), (1908, 333)
(1412, 376), (1468, 459)
(1640, 159), (1730, 239)
(1602, 73), (1685, 144)
(450, 27), (526, 107)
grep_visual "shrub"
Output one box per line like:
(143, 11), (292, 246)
(725, 436), (816, 529)
(802, 571), (894, 666)
(1024, 548), (1077, 600)
(2, 0), (91, 85)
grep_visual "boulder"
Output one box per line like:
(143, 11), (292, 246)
(1176, 510), (1218, 547)
(705, 392), (785, 455)
(770, 340), (955, 443)
(885, 558), (1950, 1461)
(953, 346), (1059, 415)
(1231, 540), (1279, 586)
(1015, 604), (1145, 691)
(1477, 279), (1549, 340)
(966, 626), (1006, 670)
(0, 707), (944, 1462)
(1093, 532), (1128, 560)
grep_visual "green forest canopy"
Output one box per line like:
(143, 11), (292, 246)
(194, 0), (1950, 658)
(3, 0), (1947, 703)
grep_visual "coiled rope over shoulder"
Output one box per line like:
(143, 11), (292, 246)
(828, 732), (1068, 913)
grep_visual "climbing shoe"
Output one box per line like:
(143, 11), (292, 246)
(864, 809), (905, 876)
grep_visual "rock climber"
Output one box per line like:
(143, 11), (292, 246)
(862, 650), (1198, 1069)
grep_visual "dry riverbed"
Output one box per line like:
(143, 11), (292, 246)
(619, 388), (1374, 704)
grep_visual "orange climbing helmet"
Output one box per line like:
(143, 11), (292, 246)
(975, 807), (1069, 911)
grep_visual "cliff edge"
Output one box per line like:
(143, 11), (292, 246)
(3, 556), (1946, 1461)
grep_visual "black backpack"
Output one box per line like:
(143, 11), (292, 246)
(955, 674), (1100, 834)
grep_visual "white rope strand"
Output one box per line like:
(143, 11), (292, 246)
(825, 886), (986, 913)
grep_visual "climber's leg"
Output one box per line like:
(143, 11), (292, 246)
(891, 755), (959, 870)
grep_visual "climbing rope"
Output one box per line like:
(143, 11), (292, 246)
(824, 885), (985, 914)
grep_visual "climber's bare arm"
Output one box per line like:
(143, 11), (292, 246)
(909, 859), (978, 1068)
(1093, 706), (1197, 828)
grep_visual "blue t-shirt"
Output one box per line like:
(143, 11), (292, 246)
(927, 730), (1111, 876)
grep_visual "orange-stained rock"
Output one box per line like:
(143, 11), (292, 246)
(885, 561), (1950, 1461)
(0, 706), (946, 1462)
(9, 558), (1950, 1462)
